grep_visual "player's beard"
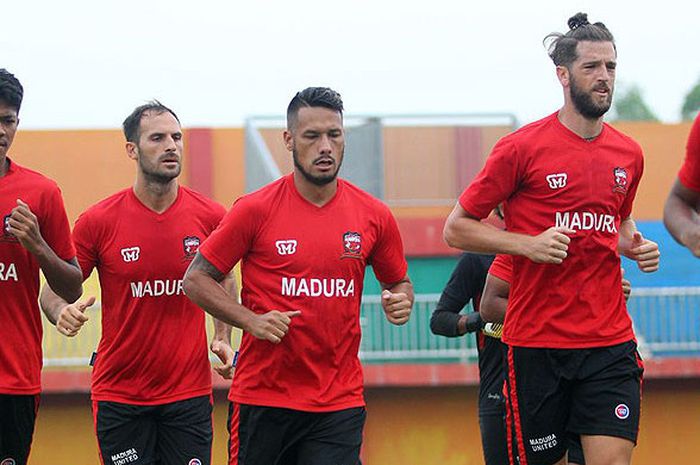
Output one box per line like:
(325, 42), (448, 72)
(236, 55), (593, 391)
(138, 153), (181, 185)
(570, 74), (613, 120)
(293, 148), (343, 186)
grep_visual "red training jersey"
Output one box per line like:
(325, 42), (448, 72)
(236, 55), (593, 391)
(459, 112), (643, 348)
(0, 159), (76, 394)
(488, 254), (512, 284)
(74, 186), (225, 404)
(678, 113), (700, 192)
(199, 174), (408, 412)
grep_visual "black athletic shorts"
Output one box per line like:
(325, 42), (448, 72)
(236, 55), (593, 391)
(504, 340), (643, 465)
(228, 403), (366, 465)
(0, 394), (40, 465)
(93, 395), (213, 465)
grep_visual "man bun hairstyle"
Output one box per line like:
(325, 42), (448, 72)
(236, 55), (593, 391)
(0, 69), (24, 113)
(544, 13), (615, 67)
(287, 87), (344, 129)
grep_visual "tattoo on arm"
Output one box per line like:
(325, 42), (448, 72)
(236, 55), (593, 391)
(190, 253), (226, 282)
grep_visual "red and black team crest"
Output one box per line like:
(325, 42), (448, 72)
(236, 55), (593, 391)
(1, 214), (18, 243)
(341, 231), (362, 259)
(613, 167), (628, 193)
(183, 236), (201, 260)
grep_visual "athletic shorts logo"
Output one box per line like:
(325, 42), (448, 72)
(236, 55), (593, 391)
(613, 167), (628, 193)
(615, 403), (630, 420)
(183, 236), (201, 259)
(1, 458), (17, 465)
(188, 459), (202, 465)
(545, 173), (567, 189)
(341, 231), (362, 259)
(275, 239), (297, 255)
(120, 246), (141, 262)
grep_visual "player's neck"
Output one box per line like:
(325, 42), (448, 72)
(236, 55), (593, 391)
(0, 155), (7, 178)
(132, 177), (179, 213)
(557, 105), (605, 141)
(293, 171), (338, 207)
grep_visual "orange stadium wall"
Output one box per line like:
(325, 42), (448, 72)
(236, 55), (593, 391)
(27, 380), (700, 465)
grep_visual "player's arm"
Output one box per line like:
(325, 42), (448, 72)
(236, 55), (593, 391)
(480, 273), (509, 324)
(430, 256), (483, 337)
(210, 272), (237, 379)
(663, 179), (700, 257)
(8, 199), (82, 302)
(40, 284), (95, 337)
(379, 275), (413, 326)
(183, 253), (299, 344)
(443, 204), (574, 264)
(618, 217), (660, 273)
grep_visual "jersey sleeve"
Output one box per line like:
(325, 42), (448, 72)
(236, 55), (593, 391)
(488, 254), (512, 284)
(72, 211), (99, 280)
(39, 184), (76, 261)
(678, 114), (700, 192)
(620, 147), (645, 220)
(458, 137), (520, 219)
(368, 206), (408, 285)
(198, 197), (260, 275)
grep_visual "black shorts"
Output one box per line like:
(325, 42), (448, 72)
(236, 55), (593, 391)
(504, 341), (643, 465)
(93, 395), (213, 465)
(228, 403), (366, 465)
(0, 394), (40, 465)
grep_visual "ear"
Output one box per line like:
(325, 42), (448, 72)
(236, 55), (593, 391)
(556, 65), (570, 88)
(126, 142), (138, 161)
(283, 130), (293, 152)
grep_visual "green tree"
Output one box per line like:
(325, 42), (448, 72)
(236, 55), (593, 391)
(681, 78), (700, 121)
(612, 84), (658, 121)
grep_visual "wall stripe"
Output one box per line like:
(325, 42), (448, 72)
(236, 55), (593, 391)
(186, 128), (214, 198)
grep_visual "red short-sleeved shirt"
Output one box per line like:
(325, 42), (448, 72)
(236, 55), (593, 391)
(199, 175), (408, 412)
(74, 186), (225, 404)
(459, 113), (643, 348)
(0, 159), (76, 394)
(488, 254), (512, 284)
(678, 113), (700, 192)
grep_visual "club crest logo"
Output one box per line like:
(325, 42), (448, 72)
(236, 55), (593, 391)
(614, 403), (630, 420)
(120, 246), (141, 262)
(1, 458), (17, 465)
(613, 167), (628, 193)
(1, 215), (18, 243)
(341, 231), (362, 259)
(183, 236), (201, 260)
(188, 459), (202, 465)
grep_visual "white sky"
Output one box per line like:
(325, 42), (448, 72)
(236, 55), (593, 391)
(4, 0), (699, 129)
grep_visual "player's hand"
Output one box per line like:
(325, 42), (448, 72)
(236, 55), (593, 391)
(524, 226), (574, 264)
(56, 296), (95, 337)
(210, 338), (236, 379)
(8, 199), (47, 255)
(680, 226), (700, 258)
(247, 310), (301, 344)
(621, 268), (631, 301)
(381, 290), (412, 325)
(629, 232), (660, 273)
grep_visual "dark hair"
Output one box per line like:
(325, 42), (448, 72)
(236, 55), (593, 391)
(0, 69), (24, 113)
(544, 13), (615, 67)
(122, 100), (180, 143)
(286, 87), (344, 129)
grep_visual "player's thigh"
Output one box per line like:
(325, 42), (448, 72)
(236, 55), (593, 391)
(567, 434), (585, 465)
(0, 394), (40, 465)
(93, 400), (157, 465)
(157, 395), (213, 465)
(228, 403), (310, 465)
(580, 435), (633, 465)
(478, 410), (509, 465)
(505, 345), (571, 465)
(570, 341), (643, 443)
(294, 407), (366, 465)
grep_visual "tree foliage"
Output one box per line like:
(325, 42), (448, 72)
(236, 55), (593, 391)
(681, 78), (700, 121)
(612, 84), (658, 122)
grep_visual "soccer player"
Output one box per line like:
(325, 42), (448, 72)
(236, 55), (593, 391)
(183, 87), (413, 465)
(443, 13), (660, 465)
(39, 101), (234, 465)
(0, 68), (83, 465)
(664, 112), (700, 257)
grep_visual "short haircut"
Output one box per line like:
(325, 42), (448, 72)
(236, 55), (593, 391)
(286, 87), (344, 129)
(544, 13), (615, 67)
(122, 100), (180, 143)
(0, 69), (24, 113)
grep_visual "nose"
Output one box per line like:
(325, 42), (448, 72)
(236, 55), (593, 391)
(319, 134), (332, 155)
(165, 135), (178, 152)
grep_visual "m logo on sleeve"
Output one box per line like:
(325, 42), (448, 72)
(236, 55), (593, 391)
(121, 246), (141, 262)
(275, 240), (297, 256)
(545, 173), (568, 189)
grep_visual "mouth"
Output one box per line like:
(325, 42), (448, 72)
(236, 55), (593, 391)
(314, 157), (335, 170)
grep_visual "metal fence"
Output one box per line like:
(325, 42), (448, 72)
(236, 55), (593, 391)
(43, 287), (700, 367)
